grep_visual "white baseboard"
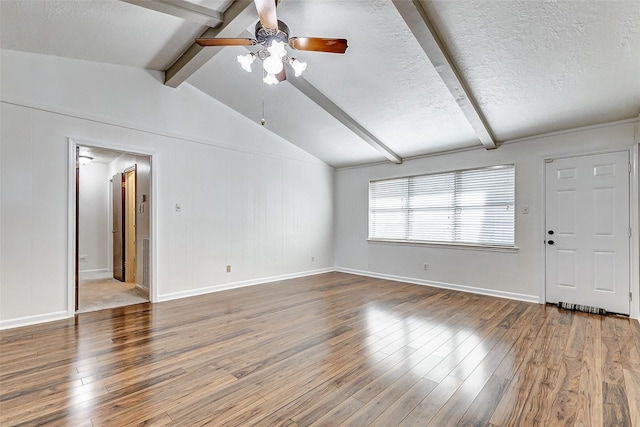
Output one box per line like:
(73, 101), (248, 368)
(335, 267), (541, 304)
(136, 283), (149, 292)
(0, 311), (71, 330)
(0, 267), (547, 330)
(0, 270), (633, 329)
(79, 268), (109, 274)
(157, 268), (335, 302)
(79, 269), (112, 281)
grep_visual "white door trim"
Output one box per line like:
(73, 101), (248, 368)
(631, 143), (639, 320)
(539, 148), (634, 317)
(67, 138), (159, 318)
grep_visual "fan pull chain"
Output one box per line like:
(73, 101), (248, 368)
(261, 68), (266, 126)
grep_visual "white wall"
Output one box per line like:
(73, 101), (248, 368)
(335, 121), (639, 316)
(78, 161), (109, 272)
(0, 49), (334, 327)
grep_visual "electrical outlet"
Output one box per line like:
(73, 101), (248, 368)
(423, 263), (429, 271)
(226, 265), (231, 273)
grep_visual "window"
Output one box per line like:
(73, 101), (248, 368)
(369, 165), (515, 247)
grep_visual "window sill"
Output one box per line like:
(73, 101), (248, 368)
(367, 239), (519, 253)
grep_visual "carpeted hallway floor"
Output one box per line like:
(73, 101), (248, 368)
(78, 271), (148, 313)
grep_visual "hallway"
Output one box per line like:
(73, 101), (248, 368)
(78, 271), (147, 313)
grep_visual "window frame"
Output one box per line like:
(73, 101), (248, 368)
(368, 164), (516, 250)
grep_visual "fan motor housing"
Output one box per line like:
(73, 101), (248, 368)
(255, 20), (290, 46)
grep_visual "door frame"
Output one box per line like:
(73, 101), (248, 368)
(538, 146), (639, 319)
(67, 138), (158, 318)
(632, 142), (639, 320)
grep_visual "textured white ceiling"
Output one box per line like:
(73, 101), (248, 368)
(0, 0), (206, 70)
(424, 0), (640, 140)
(1, 0), (639, 167)
(78, 145), (126, 164)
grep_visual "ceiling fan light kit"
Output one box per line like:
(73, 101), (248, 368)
(196, 0), (348, 86)
(263, 39), (287, 72)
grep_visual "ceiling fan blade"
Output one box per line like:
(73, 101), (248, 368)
(254, 0), (278, 30)
(288, 37), (348, 54)
(196, 38), (257, 47)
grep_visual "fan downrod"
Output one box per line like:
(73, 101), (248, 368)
(255, 20), (290, 46)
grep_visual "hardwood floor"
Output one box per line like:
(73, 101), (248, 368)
(1, 272), (639, 426)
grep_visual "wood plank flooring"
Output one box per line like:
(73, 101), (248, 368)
(1, 272), (639, 426)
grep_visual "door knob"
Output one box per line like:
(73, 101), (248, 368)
(548, 240), (555, 245)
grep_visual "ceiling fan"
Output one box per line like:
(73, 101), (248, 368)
(195, 0), (348, 85)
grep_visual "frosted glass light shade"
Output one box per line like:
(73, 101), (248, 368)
(237, 53), (255, 72)
(289, 58), (307, 77)
(267, 40), (287, 58)
(263, 55), (284, 74)
(263, 73), (279, 85)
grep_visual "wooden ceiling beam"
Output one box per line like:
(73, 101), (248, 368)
(288, 77), (403, 164)
(163, 0), (256, 88)
(121, 0), (224, 27)
(392, 0), (496, 150)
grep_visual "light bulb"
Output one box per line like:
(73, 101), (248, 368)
(237, 53), (255, 72)
(289, 58), (307, 77)
(263, 55), (284, 75)
(263, 73), (279, 85)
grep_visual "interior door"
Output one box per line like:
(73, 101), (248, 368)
(112, 173), (125, 282)
(125, 167), (137, 283)
(545, 151), (630, 314)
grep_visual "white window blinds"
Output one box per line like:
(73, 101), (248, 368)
(369, 165), (515, 247)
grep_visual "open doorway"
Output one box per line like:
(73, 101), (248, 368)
(75, 145), (152, 313)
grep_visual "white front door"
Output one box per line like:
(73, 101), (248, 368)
(545, 151), (630, 315)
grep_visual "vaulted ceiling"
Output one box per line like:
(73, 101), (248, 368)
(2, 0), (639, 167)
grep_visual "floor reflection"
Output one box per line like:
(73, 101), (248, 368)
(362, 302), (495, 383)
